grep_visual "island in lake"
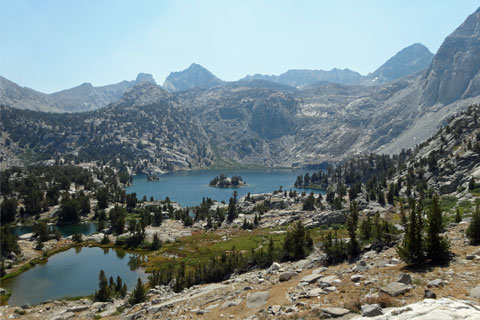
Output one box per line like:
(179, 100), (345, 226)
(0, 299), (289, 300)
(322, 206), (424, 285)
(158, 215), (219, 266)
(209, 174), (246, 188)
(147, 174), (160, 181)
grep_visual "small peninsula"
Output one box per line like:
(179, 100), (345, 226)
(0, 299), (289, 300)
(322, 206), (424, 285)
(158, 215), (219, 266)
(209, 174), (246, 188)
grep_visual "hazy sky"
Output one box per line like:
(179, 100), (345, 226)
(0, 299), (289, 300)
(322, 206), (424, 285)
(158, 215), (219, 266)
(1, 0), (479, 93)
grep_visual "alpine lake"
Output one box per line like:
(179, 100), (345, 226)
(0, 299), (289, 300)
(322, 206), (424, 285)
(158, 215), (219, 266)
(3, 169), (324, 306)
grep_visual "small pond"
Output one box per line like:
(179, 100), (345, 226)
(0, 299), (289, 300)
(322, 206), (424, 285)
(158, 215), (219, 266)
(2, 247), (148, 306)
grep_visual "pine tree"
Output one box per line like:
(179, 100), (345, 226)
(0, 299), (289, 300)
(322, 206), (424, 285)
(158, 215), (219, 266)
(387, 183), (394, 205)
(151, 233), (161, 250)
(321, 230), (347, 264)
(109, 276), (115, 291)
(455, 208), (462, 223)
(347, 201), (360, 257)
(359, 215), (372, 241)
(469, 177), (476, 190)
(129, 278), (147, 305)
(397, 199), (425, 264)
(467, 204), (480, 244)
(94, 270), (111, 302)
(283, 221), (313, 260)
(227, 197), (236, 223)
(115, 276), (123, 293)
(374, 211), (382, 243)
(302, 192), (315, 211)
(120, 284), (127, 298)
(399, 201), (408, 231)
(425, 194), (450, 261)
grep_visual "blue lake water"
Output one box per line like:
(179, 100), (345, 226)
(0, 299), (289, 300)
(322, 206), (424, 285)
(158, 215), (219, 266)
(10, 223), (100, 238)
(126, 169), (324, 207)
(2, 247), (148, 306)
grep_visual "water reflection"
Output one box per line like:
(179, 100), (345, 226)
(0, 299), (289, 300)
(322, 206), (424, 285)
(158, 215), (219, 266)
(116, 250), (126, 259)
(128, 255), (142, 271)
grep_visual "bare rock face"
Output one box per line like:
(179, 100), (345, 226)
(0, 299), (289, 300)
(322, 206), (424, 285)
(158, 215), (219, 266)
(354, 298), (480, 320)
(246, 291), (269, 308)
(421, 7), (480, 107)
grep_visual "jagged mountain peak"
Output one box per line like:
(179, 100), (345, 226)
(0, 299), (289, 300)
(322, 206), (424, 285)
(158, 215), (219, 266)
(364, 43), (434, 85)
(163, 63), (224, 92)
(135, 73), (156, 85)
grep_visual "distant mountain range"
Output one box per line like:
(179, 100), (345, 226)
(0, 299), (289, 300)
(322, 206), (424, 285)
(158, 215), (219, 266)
(1, 7), (480, 172)
(242, 43), (433, 88)
(241, 68), (364, 87)
(0, 73), (156, 113)
(1, 43), (433, 111)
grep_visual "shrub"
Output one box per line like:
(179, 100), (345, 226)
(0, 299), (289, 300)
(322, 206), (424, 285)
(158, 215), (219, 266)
(282, 221), (313, 260)
(321, 230), (347, 264)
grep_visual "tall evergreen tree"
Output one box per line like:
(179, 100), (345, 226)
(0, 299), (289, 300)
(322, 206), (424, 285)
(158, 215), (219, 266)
(347, 201), (360, 257)
(455, 208), (462, 223)
(425, 194), (450, 261)
(151, 233), (161, 250)
(283, 221), (313, 260)
(227, 197), (236, 223)
(359, 215), (372, 241)
(94, 270), (111, 302)
(0, 198), (17, 224)
(397, 199), (425, 264)
(129, 278), (147, 305)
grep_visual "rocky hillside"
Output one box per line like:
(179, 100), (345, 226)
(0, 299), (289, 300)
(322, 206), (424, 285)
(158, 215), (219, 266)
(397, 104), (480, 195)
(0, 73), (156, 113)
(363, 43), (433, 85)
(163, 63), (224, 92)
(0, 82), (214, 173)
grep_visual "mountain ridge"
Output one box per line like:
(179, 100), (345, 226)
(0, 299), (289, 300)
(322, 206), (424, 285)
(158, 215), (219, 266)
(2, 8), (480, 171)
(0, 73), (157, 113)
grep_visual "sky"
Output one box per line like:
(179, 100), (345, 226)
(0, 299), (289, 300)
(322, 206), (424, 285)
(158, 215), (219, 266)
(1, 0), (479, 93)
